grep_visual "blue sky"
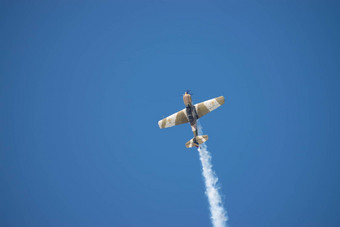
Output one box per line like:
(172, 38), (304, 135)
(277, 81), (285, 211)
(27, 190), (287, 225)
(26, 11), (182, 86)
(1, 1), (340, 226)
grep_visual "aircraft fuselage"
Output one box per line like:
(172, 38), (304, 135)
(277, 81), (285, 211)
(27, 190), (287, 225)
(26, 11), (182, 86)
(183, 93), (199, 138)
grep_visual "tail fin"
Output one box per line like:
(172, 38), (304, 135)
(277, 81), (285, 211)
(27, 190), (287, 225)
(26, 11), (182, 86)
(185, 135), (208, 148)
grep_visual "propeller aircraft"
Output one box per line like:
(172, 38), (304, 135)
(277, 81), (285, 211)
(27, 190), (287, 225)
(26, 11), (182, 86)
(158, 91), (225, 148)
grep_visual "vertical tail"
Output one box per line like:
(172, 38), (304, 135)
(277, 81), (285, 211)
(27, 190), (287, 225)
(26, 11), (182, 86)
(185, 135), (208, 148)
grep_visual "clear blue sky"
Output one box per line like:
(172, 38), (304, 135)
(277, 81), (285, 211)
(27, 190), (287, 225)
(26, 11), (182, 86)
(1, 1), (340, 226)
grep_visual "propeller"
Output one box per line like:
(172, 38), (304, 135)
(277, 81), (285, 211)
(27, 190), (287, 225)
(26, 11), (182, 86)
(186, 89), (192, 95)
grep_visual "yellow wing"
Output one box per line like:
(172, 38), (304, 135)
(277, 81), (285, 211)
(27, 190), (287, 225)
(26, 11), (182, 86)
(195, 96), (225, 118)
(158, 109), (189, 129)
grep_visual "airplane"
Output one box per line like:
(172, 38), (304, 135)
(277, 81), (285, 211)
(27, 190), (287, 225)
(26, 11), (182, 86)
(158, 91), (225, 148)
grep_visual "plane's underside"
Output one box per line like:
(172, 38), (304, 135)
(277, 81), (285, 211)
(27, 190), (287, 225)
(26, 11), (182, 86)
(158, 91), (225, 148)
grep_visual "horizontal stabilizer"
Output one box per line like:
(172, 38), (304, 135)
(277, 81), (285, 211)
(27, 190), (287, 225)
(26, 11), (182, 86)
(185, 135), (208, 148)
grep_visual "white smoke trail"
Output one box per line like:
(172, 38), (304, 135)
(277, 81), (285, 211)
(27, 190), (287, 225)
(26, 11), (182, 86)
(197, 122), (228, 227)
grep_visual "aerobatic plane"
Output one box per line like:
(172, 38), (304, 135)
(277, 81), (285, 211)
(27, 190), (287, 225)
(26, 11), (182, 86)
(158, 91), (225, 148)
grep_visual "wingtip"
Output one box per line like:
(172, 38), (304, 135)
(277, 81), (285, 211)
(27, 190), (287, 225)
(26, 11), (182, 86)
(216, 96), (225, 105)
(158, 120), (163, 129)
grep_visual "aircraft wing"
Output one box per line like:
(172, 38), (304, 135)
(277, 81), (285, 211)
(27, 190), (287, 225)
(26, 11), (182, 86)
(158, 108), (189, 129)
(195, 96), (225, 118)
